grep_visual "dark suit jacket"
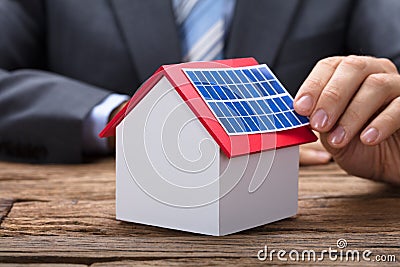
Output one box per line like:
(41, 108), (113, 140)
(1, 0), (400, 163)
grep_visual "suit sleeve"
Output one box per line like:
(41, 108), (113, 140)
(347, 0), (400, 69)
(0, 0), (112, 163)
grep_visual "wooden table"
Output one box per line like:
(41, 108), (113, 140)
(0, 158), (399, 266)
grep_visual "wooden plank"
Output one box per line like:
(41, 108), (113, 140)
(0, 265), (86, 267)
(0, 199), (13, 226)
(0, 159), (115, 201)
(0, 234), (398, 264)
(299, 177), (400, 203)
(90, 258), (376, 266)
(0, 198), (399, 261)
(0, 159), (399, 265)
(1, 197), (399, 236)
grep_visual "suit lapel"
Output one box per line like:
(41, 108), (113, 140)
(226, 0), (300, 67)
(110, 0), (182, 82)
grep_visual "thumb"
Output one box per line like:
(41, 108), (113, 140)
(299, 146), (332, 165)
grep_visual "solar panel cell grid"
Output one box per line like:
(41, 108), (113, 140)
(183, 64), (310, 135)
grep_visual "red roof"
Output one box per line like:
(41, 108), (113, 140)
(100, 58), (317, 158)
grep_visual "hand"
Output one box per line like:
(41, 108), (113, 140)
(294, 56), (400, 185)
(299, 132), (332, 165)
(107, 101), (128, 151)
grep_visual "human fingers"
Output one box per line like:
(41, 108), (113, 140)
(294, 57), (343, 116)
(301, 141), (327, 151)
(327, 73), (400, 148)
(294, 56), (398, 119)
(299, 146), (332, 165)
(360, 95), (400, 145)
(300, 134), (332, 165)
(308, 56), (393, 133)
(377, 57), (399, 74)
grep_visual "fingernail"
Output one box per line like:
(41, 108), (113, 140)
(315, 151), (332, 161)
(311, 109), (328, 130)
(295, 95), (313, 113)
(361, 127), (379, 143)
(330, 125), (346, 145)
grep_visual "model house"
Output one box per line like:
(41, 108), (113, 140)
(100, 58), (316, 236)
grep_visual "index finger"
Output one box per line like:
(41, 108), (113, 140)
(294, 56), (343, 116)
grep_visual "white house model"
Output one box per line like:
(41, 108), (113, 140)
(100, 58), (316, 236)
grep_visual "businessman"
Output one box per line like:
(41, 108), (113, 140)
(0, 0), (399, 185)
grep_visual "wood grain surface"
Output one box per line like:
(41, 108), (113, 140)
(0, 158), (399, 266)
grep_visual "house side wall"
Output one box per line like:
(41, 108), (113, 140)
(116, 76), (221, 235)
(219, 146), (299, 235)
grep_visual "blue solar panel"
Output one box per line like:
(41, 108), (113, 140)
(183, 64), (310, 135)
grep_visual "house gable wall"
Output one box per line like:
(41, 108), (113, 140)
(116, 76), (221, 235)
